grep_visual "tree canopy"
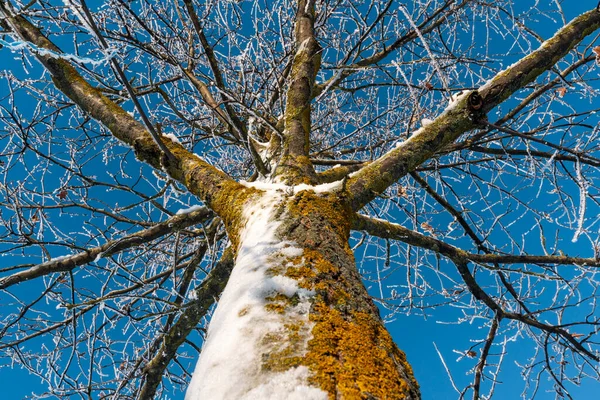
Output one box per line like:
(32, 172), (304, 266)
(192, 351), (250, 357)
(1, 0), (600, 399)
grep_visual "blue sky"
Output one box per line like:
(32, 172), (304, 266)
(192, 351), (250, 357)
(2, 1), (600, 399)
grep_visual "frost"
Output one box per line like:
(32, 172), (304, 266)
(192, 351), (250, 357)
(398, 5), (448, 91)
(51, 255), (70, 263)
(572, 159), (587, 243)
(248, 116), (256, 133)
(193, 153), (206, 162)
(93, 252), (103, 263)
(392, 61), (419, 106)
(63, 0), (95, 33)
(185, 190), (326, 400)
(0, 38), (115, 67)
(241, 367), (327, 400)
(296, 38), (311, 55)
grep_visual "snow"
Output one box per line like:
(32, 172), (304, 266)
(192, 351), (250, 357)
(447, 90), (467, 108)
(240, 179), (343, 194)
(241, 367), (328, 400)
(479, 59), (522, 93)
(63, 0), (95, 33)
(421, 118), (433, 127)
(176, 204), (205, 215)
(163, 133), (180, 144)
(572, 159), (587, 243)
(185, 190), (327, 400)
(50, 255), (70, 263)
(0, 37), (114, 67)
(296, 38), (311, 55)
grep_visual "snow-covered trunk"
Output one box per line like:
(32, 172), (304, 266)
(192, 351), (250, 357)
(186, 188), (420, 399)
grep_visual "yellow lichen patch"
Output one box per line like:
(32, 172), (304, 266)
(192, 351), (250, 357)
(286, 190), (353, 240)
(284, 257), (317, 288)
(265, 293), (301, 314)
(274, 154), (318, 185)
(285, 250), (350, 306)
(306, 303), (418, 399)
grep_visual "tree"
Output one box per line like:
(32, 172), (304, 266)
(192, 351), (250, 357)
(1, 0), (600, 398)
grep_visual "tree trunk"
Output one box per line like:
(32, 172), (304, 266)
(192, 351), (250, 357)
(186, 187), (420, 399)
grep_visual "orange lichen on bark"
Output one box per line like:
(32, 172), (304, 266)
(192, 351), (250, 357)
(223, 188), (419, 398)
(306, 304), (418, 399)
(275, 190), (419, 398)
(285, 250), (418, 399)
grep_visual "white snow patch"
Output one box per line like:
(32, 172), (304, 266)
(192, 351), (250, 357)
(296, 38), (311, 55)
(240, 179), (343, 194)
(421, 118), (433, 127)
(185, 190), (326, 400)
(176, 204), (204, 215)
(193, 153), (206, 162)
(241, 366), (328, 400)
(447, 90), (468, 108)
(163, 133), (180, 144)
(50, 255), (70, 263)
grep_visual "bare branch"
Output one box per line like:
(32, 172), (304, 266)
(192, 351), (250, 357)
(346, 8), (600, 211)
(0, 207), (214, 289)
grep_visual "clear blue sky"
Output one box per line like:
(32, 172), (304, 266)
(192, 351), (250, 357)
(2, 1), (600, 399)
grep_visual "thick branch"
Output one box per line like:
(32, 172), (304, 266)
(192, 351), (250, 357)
(345, 8), (600, 211)
(353, 214), (600, 361)
(478, 10), (600, 112)
(352, 214), (599, 268)
(276, 0), (321, 183)
(0, 4), (246, 218)
(0, 208), (214, 290)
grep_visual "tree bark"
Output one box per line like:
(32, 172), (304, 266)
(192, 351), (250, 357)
(186, 187), (420, 399)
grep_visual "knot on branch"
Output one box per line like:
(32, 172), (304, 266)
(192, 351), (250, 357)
(467, 91), (483, 111)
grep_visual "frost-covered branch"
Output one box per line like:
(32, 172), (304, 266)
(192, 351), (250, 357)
(274, 0), (322, 183)
(0, 1), (244, 217)
(353, 214), (600, 267)
(0, 207), (214, 289)
(313, 0), (467, 97)
(138, 247), (234, 400)
(346, 7), (600, 211)
(353, 214), (599, 361)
